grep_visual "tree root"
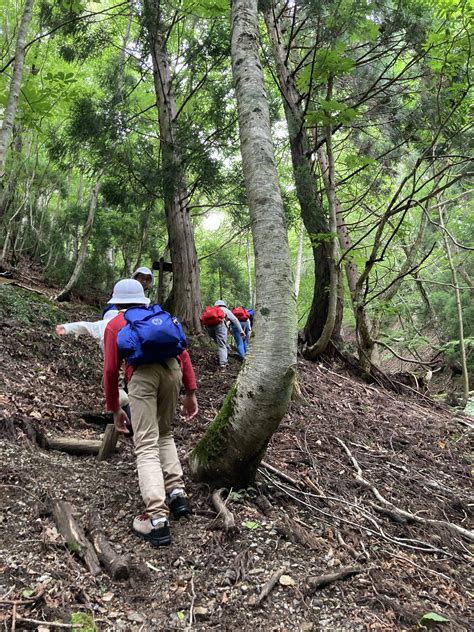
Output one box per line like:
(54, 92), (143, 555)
(274, 516), (323, 550)
(306, 568), (362, 592)
(336, 437), (474, 542)
(211, 489), (236, 533)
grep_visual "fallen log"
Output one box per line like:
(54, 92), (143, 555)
(52, 501), (101, 576)
(88, 509), (129, 580)
(46, 437), (102, 456)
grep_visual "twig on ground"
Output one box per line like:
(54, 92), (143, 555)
(260, 461), (301, 487)
(16, 617), (82, 628)
(211, 489), (236, 532)
(186, 575), (196, 630)
(252, 567), (287, 606)
(306, 568), (362, 592)
(335, 437), (474, 542)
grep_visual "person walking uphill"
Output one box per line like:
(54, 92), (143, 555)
(201, 300), (245, 367)
(103, 279), (198, 547)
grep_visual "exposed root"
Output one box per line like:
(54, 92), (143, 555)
(211, 488), (236, 533)
(336, 437), (474, 542)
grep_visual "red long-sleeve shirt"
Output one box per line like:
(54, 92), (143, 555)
(103, 312), (197, 411)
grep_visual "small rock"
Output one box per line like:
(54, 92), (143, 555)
(127, 611), (145, 623)
(194, 606), (209, 619)
(279, 575), (296, 586)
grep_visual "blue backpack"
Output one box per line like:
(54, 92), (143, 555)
(117, 305), (187, 366)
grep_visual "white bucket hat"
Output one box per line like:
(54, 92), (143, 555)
(215, 300), (226, 307)
(132, 266), (154, 287)
(108, 279), (150, 306)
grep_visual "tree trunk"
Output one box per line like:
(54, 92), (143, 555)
(294, 222), (304, 299)
(264, 9), (332, 346)
(437, 200), (469, 405)
(143, 0), (202, 332)
(0, 0), (34, 177)
(55, 181), (101, 302)
(189, 0), (297, 488)
(316, 147), (374, 370)
(304, 78), (340, 358)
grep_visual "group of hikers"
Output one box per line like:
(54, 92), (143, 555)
(55, 266), (254, 548)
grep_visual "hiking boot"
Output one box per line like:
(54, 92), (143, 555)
(168, 490), (190, 519)
(133, 514), (171, 547)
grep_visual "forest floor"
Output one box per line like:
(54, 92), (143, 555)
(0, 277), (472, 632)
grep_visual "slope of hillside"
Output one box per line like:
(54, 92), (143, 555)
(0, 283), (472, 631)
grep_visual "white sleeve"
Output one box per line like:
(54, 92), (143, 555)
(63, 320), (104, 340)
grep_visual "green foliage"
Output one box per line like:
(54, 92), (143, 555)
(420, 612), (449, 624)
(70, 612), (98, 632)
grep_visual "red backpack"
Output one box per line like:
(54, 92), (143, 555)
(200, 306), (225, 327)
(232, 306), (250, 322)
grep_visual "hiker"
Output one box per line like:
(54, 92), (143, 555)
(55, 310), (131, 420)
(201, 299), (245, 367)
(103, 266), (154, 317)
(103, 279), (198, 547)
(231, 306), (252, 355)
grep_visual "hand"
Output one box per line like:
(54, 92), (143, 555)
(182, 392), (198, 420)
(113, 409), (130, 434)
(240, 331), (246, 339)
(55, 325), (66, 335)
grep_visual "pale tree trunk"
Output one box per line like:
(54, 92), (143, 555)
(190, 0), (297, 488)
(55, 181), (102, 301)
(437, 200), (469, 405)
(0, 0), (34, 177)
(143, 0), (202, 331)
(264, 9), (334, 347)
(294, 222), (304, 299)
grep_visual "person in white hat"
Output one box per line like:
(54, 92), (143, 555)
(103, 266), (154, 318)
(103, 279), (198, 548)
(131, 266), (154, 289)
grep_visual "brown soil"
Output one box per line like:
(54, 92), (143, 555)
(0, 282), (472, 631)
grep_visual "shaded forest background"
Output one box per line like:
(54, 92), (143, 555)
(0, 0), (472, 401)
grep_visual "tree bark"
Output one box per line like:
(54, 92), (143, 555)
(55, 181), (101, 302)
(304, 77), (340, 358)
(294, 222), (304, 299)
(0, 0), (34, 178)
(264, 9), (333, 346)
(143, 0), (202, 332)
(189, 0), (297, 488)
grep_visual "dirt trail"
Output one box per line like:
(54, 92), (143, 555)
(0, 283), (472, 631)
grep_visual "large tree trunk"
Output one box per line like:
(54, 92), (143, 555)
(55, 181), (101, 302)
(0, 0), (34, 177)
(190, 0), (297, 488)
(143, 0), (202, 332)
(264, 9), (333, 346)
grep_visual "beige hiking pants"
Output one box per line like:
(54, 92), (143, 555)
(128, 359), (184, 519)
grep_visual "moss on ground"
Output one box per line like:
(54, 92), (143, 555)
(0, 284), (67, 326)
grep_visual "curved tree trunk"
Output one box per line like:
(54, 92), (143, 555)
(190, 0), (297, 488)
(143, 0), (202, 332)
(0, 0), (34, 178)
(264, 9), (332, 346)
(55, 181), (101, 302)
